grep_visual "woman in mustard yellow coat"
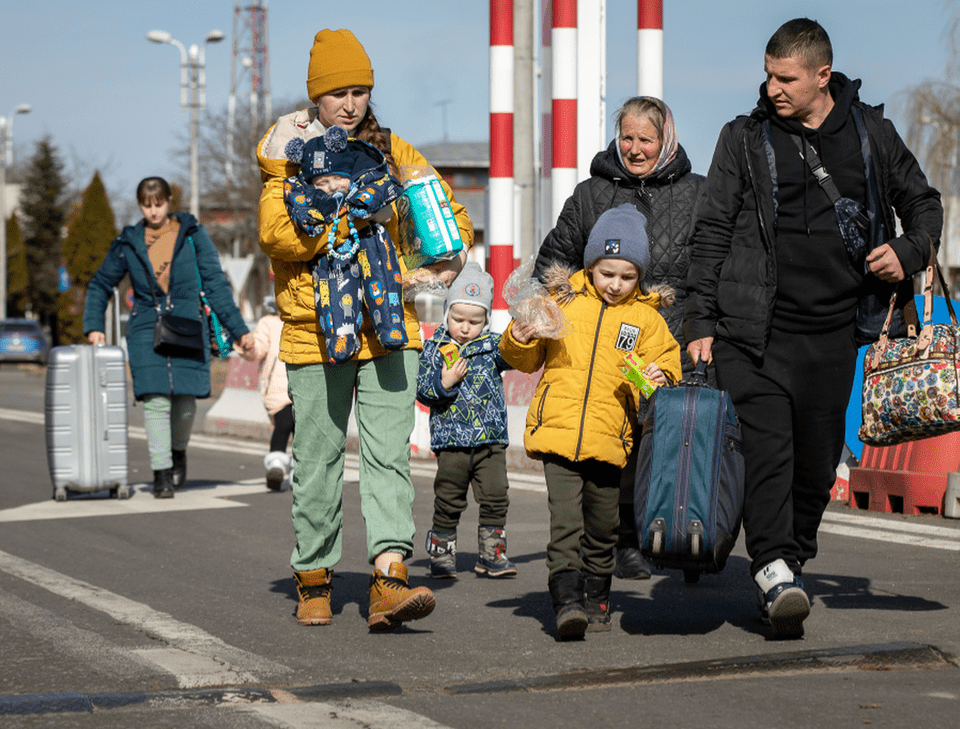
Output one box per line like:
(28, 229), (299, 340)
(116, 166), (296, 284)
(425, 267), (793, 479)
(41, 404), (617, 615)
(257, 29), (473, 631)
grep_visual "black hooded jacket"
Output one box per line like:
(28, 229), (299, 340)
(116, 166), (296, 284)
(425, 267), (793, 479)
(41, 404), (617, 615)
(684, 73), (943, 356)
(534, 140), (704, 357)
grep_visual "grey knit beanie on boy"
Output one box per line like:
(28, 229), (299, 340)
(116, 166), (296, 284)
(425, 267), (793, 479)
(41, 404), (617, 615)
(445, 262), (493, 319)
(583, 204), (651, 273)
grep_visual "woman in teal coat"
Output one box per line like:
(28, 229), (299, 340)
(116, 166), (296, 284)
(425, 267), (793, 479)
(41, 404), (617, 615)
(83, 177), (253, 498)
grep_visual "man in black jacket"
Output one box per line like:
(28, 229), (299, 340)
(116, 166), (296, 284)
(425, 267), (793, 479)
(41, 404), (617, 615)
(684, 18), (942, 638)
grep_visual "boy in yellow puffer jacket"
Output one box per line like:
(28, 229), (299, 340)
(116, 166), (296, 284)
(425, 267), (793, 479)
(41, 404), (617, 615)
(500, 204), (681, 640)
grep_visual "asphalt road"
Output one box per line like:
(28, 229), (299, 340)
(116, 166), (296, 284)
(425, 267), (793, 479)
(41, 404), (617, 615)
(1, 361), (958, 728)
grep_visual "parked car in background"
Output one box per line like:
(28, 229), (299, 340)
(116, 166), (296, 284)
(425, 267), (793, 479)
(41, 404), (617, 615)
(0, 319), (49, 364)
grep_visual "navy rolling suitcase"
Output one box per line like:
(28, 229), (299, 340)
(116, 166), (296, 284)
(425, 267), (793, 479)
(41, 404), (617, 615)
(634, 360), (744, 582)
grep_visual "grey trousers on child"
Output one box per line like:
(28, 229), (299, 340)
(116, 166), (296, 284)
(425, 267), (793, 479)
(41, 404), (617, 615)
(542, 454), (620, 581)
(432, 445), (510, 532)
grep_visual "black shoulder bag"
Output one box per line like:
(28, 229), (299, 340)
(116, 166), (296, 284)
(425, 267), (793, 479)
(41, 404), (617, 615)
(141, 247), (205, 358)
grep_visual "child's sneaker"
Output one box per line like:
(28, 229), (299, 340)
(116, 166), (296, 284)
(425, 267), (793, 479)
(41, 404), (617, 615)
(264, 451), (291, 492)
(425, 529), (458, 579)
(755, 559), (809, 638)
(474, 526), (517, 578)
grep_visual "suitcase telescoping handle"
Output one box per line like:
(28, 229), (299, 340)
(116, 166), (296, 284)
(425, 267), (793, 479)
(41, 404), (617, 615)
(97, 288), (123, 348)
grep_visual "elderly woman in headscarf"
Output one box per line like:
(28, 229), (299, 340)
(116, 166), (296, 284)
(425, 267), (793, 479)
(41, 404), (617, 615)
(533, 96), (704, 581)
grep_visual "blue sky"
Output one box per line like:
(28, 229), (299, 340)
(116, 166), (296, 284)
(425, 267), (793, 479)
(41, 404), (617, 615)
(0, 1), (955, 222)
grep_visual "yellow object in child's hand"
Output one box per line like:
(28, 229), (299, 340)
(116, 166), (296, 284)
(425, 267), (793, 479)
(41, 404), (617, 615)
(440, 343), (460, 369)
(621, 352), (658, 399)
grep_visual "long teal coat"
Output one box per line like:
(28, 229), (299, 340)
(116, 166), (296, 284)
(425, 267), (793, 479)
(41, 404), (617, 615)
(83, 212), (249, 400)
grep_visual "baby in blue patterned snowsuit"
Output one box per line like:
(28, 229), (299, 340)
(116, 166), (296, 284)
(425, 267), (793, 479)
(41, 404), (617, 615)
(282, 126), (407, 364)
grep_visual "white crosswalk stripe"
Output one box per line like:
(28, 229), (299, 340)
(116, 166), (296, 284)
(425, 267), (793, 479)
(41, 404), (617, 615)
(819, 511), (960, 551)
(0, 548), (290, 688)
(238, 701), (454, 728)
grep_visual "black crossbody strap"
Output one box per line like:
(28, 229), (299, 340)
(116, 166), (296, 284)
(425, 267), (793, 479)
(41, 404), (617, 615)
(791, 134), (843, 204)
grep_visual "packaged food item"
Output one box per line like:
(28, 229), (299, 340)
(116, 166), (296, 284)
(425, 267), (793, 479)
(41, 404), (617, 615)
(439, 342), (460, 368)
(401, 268), (448, 301)
(621, 352), (658, 399)
(502, 256), (572, 340)
(396, 166), (464, 269)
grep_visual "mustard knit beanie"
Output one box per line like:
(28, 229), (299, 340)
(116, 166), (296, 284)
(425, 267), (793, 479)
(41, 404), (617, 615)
(306, 29), (374, 101)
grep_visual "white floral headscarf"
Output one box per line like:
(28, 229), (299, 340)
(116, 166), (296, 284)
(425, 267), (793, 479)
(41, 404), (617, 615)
(616, 96), (678, 178)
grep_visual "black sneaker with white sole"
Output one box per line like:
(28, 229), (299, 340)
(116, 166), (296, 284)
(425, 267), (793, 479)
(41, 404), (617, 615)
(758, 577), (809, 638)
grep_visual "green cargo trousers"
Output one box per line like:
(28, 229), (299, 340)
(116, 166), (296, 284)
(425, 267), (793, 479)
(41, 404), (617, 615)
(286, 350), (418, 572)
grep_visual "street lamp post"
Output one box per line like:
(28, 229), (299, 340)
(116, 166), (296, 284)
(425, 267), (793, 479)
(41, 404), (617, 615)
(0, 103), (32, 320)
(147, 28), (224, 219)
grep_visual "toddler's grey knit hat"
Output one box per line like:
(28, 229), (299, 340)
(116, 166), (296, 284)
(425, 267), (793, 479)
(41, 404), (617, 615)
(446, 262), (493, 318)
(583, 204), (650, 273)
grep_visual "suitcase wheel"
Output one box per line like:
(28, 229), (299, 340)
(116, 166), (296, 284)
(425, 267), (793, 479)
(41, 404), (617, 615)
(54, 488), (67, 502)
(689, 531), (702, 558)
(649, 517), (666, 556)
(683, 569), (701, 584)
(651, 530), (664, 556)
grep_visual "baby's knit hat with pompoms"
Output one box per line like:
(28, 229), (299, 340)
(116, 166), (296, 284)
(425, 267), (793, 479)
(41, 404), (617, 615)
(306, 29), (374, 101)
(284, 126), (386, 183)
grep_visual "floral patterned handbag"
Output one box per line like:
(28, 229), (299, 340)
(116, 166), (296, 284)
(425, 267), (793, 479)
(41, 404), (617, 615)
(860, 253), (960, 446)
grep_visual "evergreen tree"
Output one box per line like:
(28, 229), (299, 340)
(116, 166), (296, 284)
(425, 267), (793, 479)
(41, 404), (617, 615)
(169, 183), (183, 215)
(5, 214), (29, 316)
(20, 136), (67, 343)
(58, 172), (117, 343)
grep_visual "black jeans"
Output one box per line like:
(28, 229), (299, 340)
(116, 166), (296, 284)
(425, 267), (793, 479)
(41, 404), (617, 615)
(432, 445), (510, 532)
(270, 403), (295, 453)
(714, 324), (857, 577)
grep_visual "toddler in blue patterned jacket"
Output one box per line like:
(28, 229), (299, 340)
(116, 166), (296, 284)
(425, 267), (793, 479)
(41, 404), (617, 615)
(417, 262), (517, 579)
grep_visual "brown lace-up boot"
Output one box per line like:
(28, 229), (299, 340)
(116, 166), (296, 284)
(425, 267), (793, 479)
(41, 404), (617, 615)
(294, 568), (333, 626)
(368, 562), (436, 631)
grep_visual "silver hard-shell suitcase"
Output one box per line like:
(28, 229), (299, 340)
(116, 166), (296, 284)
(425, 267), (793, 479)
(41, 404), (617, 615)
(44, 290), (130, 500)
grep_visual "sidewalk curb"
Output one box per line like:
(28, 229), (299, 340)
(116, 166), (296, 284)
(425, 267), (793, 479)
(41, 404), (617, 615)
(447, 642), (957, 694)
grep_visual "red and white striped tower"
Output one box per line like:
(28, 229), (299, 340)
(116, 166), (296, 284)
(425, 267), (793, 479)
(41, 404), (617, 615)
(551, 0), (578, 224)
(637, 0), (663, 97)
(539, 0), (553, 244)
(489, 0), (515, 331)
(577, 0), (604, 182)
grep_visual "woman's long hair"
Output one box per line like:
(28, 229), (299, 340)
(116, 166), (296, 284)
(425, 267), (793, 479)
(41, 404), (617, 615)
(354, 102), (400, 179)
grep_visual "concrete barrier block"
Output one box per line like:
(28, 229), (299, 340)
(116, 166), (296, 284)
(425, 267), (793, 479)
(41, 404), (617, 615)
(204, 356), (272, 441)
